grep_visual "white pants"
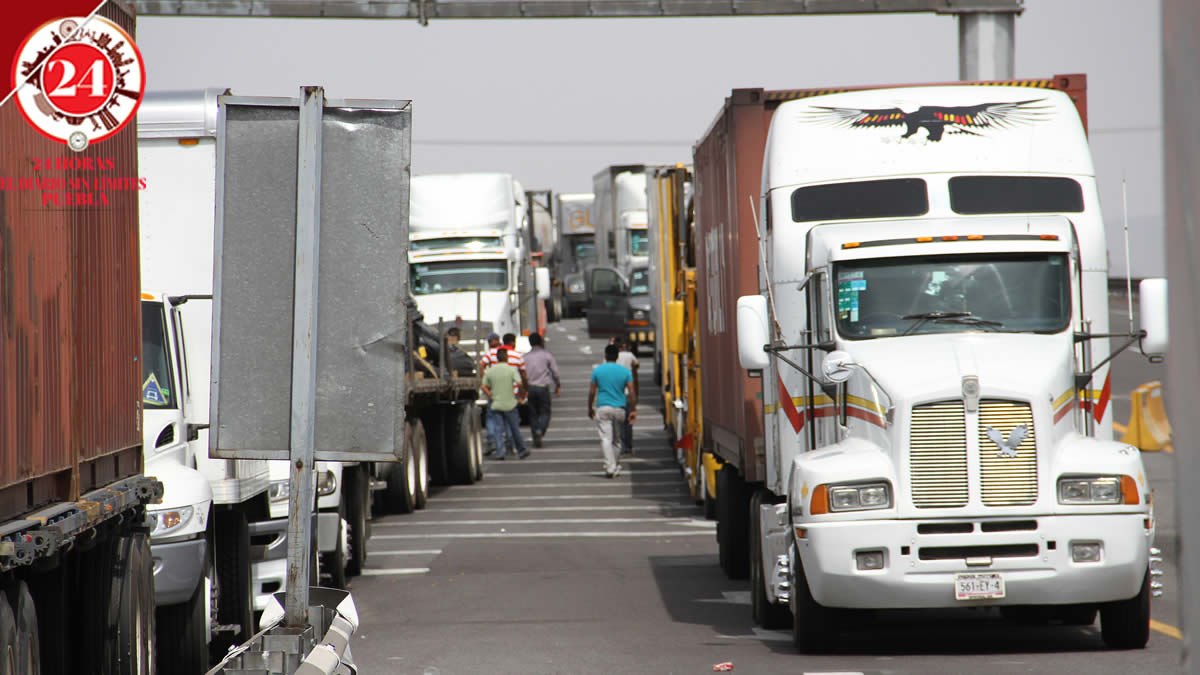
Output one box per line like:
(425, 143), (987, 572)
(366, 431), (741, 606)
(595, 406), (626, 473)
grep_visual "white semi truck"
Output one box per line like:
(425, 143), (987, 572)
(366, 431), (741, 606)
(551, 192), (596, 319)
(694, 77), (1167, 651)
(593, 165), (650, 280)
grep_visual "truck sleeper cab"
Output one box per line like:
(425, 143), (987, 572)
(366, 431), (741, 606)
(733, 84), (1166, 652)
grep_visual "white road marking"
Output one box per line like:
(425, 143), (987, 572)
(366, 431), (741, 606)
(698, 591), (751, 606)
(359, 568), (431, 576)
(567, 334), (578, 341)
(485, 457), (658, 464)
(385, 505), (693, 514)
(579, 345), (593, 354)
(375, 516), (708, 527)
(459, 480), (684, 490)
(370, 531), (714, 539)
(367, 549), (443, 555)
(431, 492), (688, 502)
(483, 469), (679, 477)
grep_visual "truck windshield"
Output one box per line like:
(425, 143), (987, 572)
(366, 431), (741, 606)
(834, 253), (1071, 340)
(629, 230), (650, 256)
(411, 260), (508, 295)
(630, 268), (650, 295)
(570, 235), (596, 263)
(141, 301), (176, 409)
(411, 235), (503, 251)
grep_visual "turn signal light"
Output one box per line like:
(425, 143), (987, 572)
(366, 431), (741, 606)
(810, 485), (829, 515)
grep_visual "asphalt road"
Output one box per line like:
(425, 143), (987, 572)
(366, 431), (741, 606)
(347, 301), (1182, 675)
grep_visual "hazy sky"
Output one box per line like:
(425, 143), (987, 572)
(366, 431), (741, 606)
(137, 0), (1164, 276)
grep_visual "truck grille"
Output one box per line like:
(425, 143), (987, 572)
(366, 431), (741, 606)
(910, 401), (968, 508)
(978, 400), (1038, 506)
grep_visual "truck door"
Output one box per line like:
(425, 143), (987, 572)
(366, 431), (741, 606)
(586, 266), (629, 338)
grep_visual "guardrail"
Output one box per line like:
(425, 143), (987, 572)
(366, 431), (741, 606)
(207, 587), (358, 675)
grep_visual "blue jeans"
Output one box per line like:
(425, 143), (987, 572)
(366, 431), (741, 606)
(527, 385), (552, 436)
(485, 405), (505, 452)
(492, 407), (526, 457)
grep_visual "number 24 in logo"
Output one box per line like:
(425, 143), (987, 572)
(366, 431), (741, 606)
(11, 17), (145, 151)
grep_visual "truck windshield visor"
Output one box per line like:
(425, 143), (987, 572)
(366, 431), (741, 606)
(792, 178), (928, 223)
(141, 301), (177, 409)
(629, 230), (650, 256)
(411, 259), (508, 295)
(411, 235), (503, 251)
(630, 268), (650, 295)
(834, 253), (1071, 340)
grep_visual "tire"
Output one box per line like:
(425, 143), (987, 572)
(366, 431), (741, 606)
(0, 592), (17, 675)
(344, 467), (370, 576)
(322, 505), (348, 590)
(212, 511), (253, 661)
(10, 581), (39, 675)
(790, 549), (838, 654)
(422, 410), (450, 486)
(716, 463), (750, 579)
(155, 543), (211, 674)
(1100, 571), (1150, 649)
(751, 490), (793, 629)
(386, 422), (418, 514)
(446, 405), (479, 485)
(472, 407), (485, 482)
(104, 531), (155, 675)
(415, 426), (431, 509)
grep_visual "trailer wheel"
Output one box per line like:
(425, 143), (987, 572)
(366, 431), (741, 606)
(750, 490), (793, 629)
(0, 591), (17, 675)
(212, 511), (254, 662)
(472, 408), (485, 481)
(423, 410), (450, 486)
(322, 504), (348, 590)
(447, 404), (479, 485)
(107, 531), (155, 675)
(387, 421), (419, 513)
(716, 463), (750, 579)
(156, 542), (210, 674)
(10, 581), (39, 675)
(415, 426), (430, 509)
(1100, 571), (1151, 649)
(790, 549), (838, 654)
(345, 466), (370, 576)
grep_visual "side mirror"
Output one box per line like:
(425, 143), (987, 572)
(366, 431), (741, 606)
(822, 350), (855, 384)
(535, 268), (551, 301)
(736, 295), (769, 371)
(1139, 278), (1168, 355)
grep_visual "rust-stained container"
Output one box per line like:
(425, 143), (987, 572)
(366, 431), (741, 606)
(692, 75), (1086, 481)
(0, 1), (142, 522)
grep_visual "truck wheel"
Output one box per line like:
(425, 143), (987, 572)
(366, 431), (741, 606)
(322, 505), (348, 590)
(345, 467), (369, 576)
(447, 405), (479, 485)
(423, 410), (450, 486)
(107, 531), (155, 675)
(10, 581), (39, 675)
(790, 550), (838, 653)
(387, 422), (419, 513)
(156, 544), (210, 674)
(750, 490), (792, 629)
(212, 511), (254, 661)
(415, 427), (430, 509)
(717, 463), (750, 579)
(472, 407), (485, 481)
(0, 592), (17, 675)
(1100, 571), (1150, 649)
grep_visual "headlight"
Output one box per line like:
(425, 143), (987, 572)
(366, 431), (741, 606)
(1058, 476), (1135, 504)
(268, 479), (289, 502)
(149, 505), (194, 537)
(632, 309), (647, 320)
(317, 469), (338, 497)
(567, 281), (585, 294)
(827, 482), (891, 512)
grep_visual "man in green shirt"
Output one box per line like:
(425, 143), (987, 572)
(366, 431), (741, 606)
(481, 348), (529, 459)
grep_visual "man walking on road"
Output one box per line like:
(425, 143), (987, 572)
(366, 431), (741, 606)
(523, 332), (560, 447)
(615, 339), (639, 456)
(588, 343), (637, 478)
(481, 348), (529, 460)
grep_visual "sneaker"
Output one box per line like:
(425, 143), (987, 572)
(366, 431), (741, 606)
(518, 450), (530, 460)
(533, 434), (543, 448)
(488, 452), (506, 461)
(612, 464), (623, 478)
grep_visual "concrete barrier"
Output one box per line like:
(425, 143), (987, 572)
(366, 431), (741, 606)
(1120, 381), (1173, 452)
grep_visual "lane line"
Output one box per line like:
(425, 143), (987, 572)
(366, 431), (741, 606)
(429, 492), (690, 502)
(387, 505), (696, 514)
(375, 516), (711, 527)
(359, 567), (431, 576)
(455, 480), (685, 489)
(370, 531), (715, 539)
(483, 469), (680, 477)
(1151, 619), (1183, 639)
(366, 549), (442, 555)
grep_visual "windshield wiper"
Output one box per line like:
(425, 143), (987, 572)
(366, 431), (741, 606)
(900, 311), (971, 336)
(933, 316), (1003, 330)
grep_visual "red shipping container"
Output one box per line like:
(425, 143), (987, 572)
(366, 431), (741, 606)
(692, 76), (1086, 480)
(0, 1), (142, 521)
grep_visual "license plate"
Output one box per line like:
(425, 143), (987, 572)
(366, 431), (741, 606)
(954, 573), (1005, 600)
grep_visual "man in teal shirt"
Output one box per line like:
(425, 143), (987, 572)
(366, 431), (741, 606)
(588, 344), (637, 478)
(481, 349), (528, 459)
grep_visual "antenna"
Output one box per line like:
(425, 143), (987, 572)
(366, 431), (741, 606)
(1122, 176), (1134, 335)
(748, 194), (783, 338)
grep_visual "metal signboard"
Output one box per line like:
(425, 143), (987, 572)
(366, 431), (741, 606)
(210, 89), (413, 463)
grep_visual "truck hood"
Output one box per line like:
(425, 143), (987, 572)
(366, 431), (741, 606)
(839, 332), (1072, 407)
(413, 290), (514, 336)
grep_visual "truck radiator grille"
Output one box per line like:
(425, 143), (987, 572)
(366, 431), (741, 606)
(978, 400), (1038, 506)
(910, 401), (968, 508)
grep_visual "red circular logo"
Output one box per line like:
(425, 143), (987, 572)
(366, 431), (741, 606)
(10, 17), (145, 150)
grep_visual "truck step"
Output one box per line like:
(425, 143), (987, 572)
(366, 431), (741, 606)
(369, 479), (388, 492)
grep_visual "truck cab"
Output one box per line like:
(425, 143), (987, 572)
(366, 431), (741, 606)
(734, 84), (1167, 651)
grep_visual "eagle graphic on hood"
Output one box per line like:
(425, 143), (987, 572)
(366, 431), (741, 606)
(802, 98), (1053, 142)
